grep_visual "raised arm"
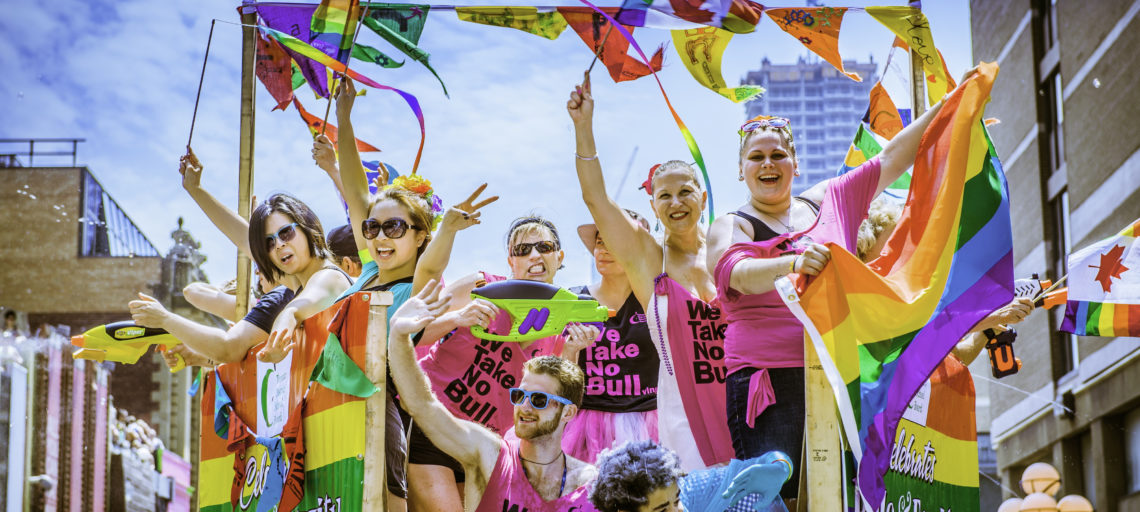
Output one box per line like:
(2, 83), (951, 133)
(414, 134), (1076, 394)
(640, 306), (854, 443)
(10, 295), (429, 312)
(568, 77), (661, 305)
(389, 281), (502, 479)
(180, 149), (252, 256)
(313, 134), (348, 207)
(333, 79), (374, 253)
(129, 292), (266, 364)
(183, 282), (240, 322)
(413, 185), (499, 293)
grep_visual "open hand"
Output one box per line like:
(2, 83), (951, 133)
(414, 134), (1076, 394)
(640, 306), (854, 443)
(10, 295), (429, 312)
(257, 327), (297, 364)
(391, 279), (451, 338)
(439, 183), (499, 232)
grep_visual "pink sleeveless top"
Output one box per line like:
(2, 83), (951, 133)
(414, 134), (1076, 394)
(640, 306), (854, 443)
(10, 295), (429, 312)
(473, 440), (596, 512)
(651, 274), (735, 467)
(418, 273), (561, 435)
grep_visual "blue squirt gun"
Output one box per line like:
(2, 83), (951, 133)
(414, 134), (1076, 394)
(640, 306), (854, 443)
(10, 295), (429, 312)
(469, 280), (614, 342)
(71, 321), (186, 372)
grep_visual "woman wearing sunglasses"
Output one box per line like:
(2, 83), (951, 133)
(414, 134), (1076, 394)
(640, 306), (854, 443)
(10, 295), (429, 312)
(567, 78), (734, 472)
(705, 69), (977, 505)
(332, 78), (499, 512)
(409, 215), (599, 511)
(130, 151), (352, 367)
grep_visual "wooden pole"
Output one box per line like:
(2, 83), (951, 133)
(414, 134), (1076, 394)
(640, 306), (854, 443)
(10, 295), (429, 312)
(235, 10), (258, 320)
(802, 339), (842, 511)
(363, 291), (393, 511)
(909, 1), (927, 117)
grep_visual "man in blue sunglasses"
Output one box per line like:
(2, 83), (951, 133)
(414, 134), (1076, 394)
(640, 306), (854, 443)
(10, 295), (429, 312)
(389, 280), (599, 512)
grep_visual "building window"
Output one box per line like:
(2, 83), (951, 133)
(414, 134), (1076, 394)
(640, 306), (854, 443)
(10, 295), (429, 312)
(79, 170), (160, 258)
(1126, 408), (1140, 493)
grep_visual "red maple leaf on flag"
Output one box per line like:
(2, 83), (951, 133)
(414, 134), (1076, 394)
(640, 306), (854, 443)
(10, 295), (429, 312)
(1090, 244), (1130, 293)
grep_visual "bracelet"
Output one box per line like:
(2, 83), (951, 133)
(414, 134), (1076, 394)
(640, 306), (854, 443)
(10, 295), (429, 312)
(575, 152), (598, 161)
(789, 255), (798, 274)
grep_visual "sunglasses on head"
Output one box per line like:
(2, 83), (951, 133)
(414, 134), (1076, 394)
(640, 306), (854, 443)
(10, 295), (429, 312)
(508, 388), (572, 410)
(510, 240), (559, 257)
(739, 116), (792, 136)
(361, 217), (417, 240)
(265, 223), (300, 250)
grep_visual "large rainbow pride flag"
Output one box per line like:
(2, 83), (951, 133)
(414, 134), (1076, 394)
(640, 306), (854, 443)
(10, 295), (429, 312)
(780, 62), (1012, 508)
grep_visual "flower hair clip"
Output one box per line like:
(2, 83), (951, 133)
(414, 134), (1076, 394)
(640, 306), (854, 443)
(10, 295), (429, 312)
(389, 174), (445, 231)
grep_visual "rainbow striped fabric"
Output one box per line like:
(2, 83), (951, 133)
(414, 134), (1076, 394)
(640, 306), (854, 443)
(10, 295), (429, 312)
(780, 63), (1012, 508)
(1062, 219), (1140, 337)
(310, 0), (360, 63)
(836, 125), (909, 202)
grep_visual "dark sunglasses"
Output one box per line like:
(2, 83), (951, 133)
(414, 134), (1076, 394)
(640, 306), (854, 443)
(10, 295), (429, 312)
(510, 240), (559, 257)
(508, 388), (572, 410)
(265, 223), (299, 250)
(362, 217), (417, 240)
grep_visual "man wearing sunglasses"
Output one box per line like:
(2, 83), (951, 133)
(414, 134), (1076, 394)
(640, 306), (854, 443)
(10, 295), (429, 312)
(389, 281), (599, 512)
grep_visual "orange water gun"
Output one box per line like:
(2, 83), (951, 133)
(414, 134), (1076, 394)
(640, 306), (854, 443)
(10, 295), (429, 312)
(987, 275), (1068, 378)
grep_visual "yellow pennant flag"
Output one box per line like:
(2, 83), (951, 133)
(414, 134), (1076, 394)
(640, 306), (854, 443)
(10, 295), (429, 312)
(672, 27), (764, 103)
(456, 7), (568, 41)
(866, 6), (952, 107)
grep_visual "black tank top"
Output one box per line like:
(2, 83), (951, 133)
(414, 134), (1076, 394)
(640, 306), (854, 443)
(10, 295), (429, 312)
(729, 197), (821, 242)
(570, 287), (659, 413)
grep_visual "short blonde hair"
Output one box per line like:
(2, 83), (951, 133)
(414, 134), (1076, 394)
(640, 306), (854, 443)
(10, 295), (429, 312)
(856, 199), (903, 262)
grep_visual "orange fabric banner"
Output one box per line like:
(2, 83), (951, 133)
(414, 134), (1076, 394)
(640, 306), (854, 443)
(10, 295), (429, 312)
(866, 81), (905, 140)
(559, 7), (664, 83)
(765, 7), (860, 81)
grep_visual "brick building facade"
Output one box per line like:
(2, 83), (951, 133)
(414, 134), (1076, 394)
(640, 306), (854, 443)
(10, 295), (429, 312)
(971, 1), (1140, 510)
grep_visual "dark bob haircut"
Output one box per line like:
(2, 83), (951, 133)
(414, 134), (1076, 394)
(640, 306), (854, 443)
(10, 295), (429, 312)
(590, 440), (684, 512)
(249, 193), (329, 282)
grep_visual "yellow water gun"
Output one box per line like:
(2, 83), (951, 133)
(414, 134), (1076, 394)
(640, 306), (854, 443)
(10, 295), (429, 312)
(71, 321), (185, 372)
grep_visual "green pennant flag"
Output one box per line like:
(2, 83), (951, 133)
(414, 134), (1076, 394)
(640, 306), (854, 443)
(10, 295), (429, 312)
(359, 4), (449, 96)
(310, 332), (379, 398)
(353, 43), (405, 68)
(291, 62), (306, 91)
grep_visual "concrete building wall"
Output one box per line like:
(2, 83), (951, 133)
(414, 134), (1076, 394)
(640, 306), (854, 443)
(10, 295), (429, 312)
(971, 1), (1140, 510)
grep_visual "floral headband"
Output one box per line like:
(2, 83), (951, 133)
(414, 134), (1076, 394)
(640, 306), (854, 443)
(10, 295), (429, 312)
(387, 174), (444, 231)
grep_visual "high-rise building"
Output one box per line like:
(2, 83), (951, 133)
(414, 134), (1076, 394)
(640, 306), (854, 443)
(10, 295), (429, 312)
(971, 1), (1140, 511)
(741, 55), (879, 195)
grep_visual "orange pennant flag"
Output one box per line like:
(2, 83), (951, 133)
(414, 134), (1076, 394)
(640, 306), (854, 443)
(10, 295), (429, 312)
(865, 82), (905, 140)
(765, 7), (860, 82)
(292, 98), (381, 153)
(558, 7), (664, 83)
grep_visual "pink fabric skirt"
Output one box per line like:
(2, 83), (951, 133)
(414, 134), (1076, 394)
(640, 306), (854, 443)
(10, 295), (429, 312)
(561, 409), (659, 464)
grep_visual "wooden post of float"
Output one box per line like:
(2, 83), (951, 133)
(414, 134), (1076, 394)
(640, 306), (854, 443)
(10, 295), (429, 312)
(235, 9), (257, 320)
(910, 1), (927, 118)
(802, 341), (842, 511)
(362, 291), (393, 511)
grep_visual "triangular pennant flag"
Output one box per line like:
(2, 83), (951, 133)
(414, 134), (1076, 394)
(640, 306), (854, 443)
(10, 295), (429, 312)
(455, 7), (569, 40)
(866, 7), (954, 106)
(293, 98), (382, 153)
(310, 332), (379, 397)
(863, 81), (905, 140)
(311, 0), (361, 64)
(765, 7), (861, 81)
(559, 7), (664, 83)
(835, 124), (882, 176)
(255, 32), (296, 111)
(254, 3), (332, 97)
(352, 42), (404, 68)
(360, 9), (449, 96)
(618, 0), (763, 34)
(671, 27), (763, 102)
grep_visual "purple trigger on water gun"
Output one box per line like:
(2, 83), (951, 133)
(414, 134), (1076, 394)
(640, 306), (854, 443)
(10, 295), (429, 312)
(519, 308), (550, 335)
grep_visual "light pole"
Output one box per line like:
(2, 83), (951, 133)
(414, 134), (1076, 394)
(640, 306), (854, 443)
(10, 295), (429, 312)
(996, 462), (1094, 512)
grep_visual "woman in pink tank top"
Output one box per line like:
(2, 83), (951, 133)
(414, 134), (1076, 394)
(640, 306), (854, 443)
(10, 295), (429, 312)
(567, 79), (734, 470)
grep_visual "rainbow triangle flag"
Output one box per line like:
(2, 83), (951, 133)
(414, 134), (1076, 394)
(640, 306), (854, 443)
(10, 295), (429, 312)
(779, 63), (1012, 508)
(1061, 218), (1140, 337)
(836, 125), (909, 202)
(311, 0), (361, 64)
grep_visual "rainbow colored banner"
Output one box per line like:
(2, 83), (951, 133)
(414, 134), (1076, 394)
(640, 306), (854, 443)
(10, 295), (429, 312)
(1062, 218), (1140, 337)
(259, 25), (426, 172)
(779, 63), (1011, 508)
(310, 0), (360, 63)
(836, 125), (909, 202)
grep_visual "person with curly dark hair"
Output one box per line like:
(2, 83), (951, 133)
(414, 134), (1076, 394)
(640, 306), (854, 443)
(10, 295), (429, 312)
(591, 440), (791, 512)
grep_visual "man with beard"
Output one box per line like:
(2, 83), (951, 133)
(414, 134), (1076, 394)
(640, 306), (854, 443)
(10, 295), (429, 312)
(389, 280), (599, 512)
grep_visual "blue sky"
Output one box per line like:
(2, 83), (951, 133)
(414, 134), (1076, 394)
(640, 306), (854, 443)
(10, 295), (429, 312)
(2, 0), (972, 288)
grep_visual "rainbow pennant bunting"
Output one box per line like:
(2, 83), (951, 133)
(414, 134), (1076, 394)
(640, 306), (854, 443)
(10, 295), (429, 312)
(779, 63), (1012, 508)
(1062, 218), (1140, 338)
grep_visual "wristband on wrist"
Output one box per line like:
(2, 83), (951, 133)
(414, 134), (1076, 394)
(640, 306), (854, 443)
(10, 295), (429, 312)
(575, 152), (598, 161)
(789, 255), (798, 274)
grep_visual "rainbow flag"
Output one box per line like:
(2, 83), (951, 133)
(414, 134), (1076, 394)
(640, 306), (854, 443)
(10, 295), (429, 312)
(779, 63), (1012, 508)
(310, 0), (360, 64)
(836, 125), (910, 202)
(1062, 218), (1140, 337)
